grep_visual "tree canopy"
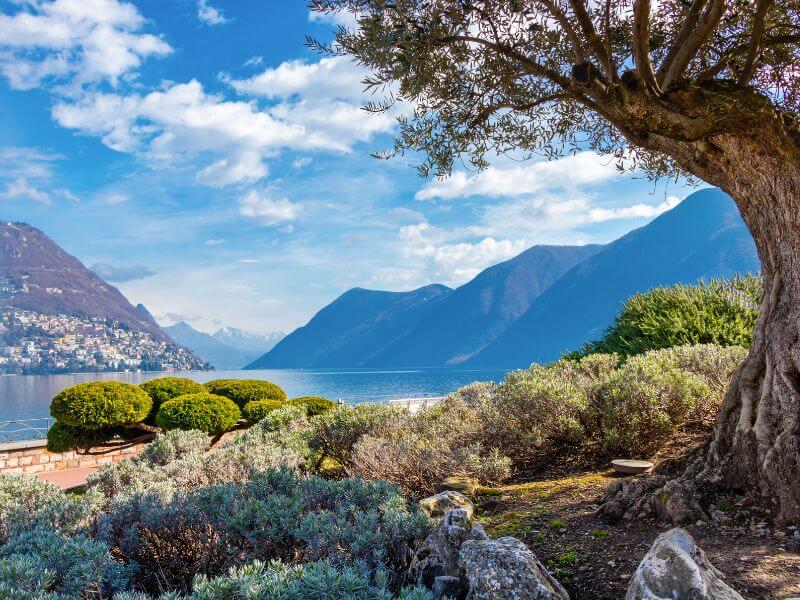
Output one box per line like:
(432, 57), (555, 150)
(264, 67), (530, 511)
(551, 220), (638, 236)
(309, 0), (800, 181)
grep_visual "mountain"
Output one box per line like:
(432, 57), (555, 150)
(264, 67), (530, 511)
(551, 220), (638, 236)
(136, 303), (160, 329)
(212, 327), (285, 354)
(467, 188), (760, 367)
(363, 245), (603, 366)
(0, 222), (168, 341)
(246, 284), (452, 368)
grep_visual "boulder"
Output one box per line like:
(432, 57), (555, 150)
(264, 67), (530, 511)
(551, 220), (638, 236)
(420, 490), (475, 520)
(458, 536), (569, 600)
(408, 508), (488, 589)
(441, 476), (479, 496)
(626, 528), (743, 600)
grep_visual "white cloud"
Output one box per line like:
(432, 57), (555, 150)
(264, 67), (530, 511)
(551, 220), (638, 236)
(238, 258), (260, 264)
(197, 0), (227, 25)
(0, 178), (53, 204)
(0, 0), (172, 91)
(229, 56), (365, 101)
(204, 238), (224, 246)
(587, 196), (682, 221)
(238, 190), (301, 226)
(399, 220), (528, 284)
(308, 9), (358, 28)
(292, 156), (312, 169)
(52, 71), (397, 186)
(415, 152), (623, 201)
(101, 192), (129, 204)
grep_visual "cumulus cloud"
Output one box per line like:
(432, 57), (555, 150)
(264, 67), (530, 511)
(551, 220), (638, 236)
(228, 56), (365, 101)
(0, 178), (53, 204)
(399, 220), (529, 284)
(197, 0), (227, 25)
(587, 196), (682, 221)
(238, 190), (301, 226)
(0, 0), (172, 91)
(415, 152), (623, 201)
(91, 262), (155, 282)
(51, 69), (396, 186)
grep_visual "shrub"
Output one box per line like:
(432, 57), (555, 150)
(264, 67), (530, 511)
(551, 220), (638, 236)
(155, 393), (240, 434)
(585, 353), (712, 456)
(96, 468), (430, 594)
(289, 395), (336, 416)
(204, 378), (286, 408)
(50, 381), (152, 429)
(309, 404), (408, 469)
(46, 420), (116, 452)
(186, 560), (437, 600)
(89, 405), (312, 499)
(243, 398), (286, 422)
(577, 275), (762, 357)
(0, 528), (131, 597)
(139, 377), (204, 422)
(138, 429), (210, 466)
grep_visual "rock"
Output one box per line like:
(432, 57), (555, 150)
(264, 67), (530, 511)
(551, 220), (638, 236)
(626, 528), (743, 600)
(420, 490), (475, 520)
(433, 575), (461, 598)
(459, 536), (569, 599)
(441, 476), (479, 496)
(408, 508), (488, 589)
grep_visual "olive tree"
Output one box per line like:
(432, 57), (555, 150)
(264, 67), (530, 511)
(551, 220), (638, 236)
(308, 0), (800, 524)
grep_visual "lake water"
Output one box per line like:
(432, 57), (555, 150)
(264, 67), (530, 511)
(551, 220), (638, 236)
(0, 368), (509, 436)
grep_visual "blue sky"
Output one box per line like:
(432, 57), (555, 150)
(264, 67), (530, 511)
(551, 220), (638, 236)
(0, 0), (696, 334)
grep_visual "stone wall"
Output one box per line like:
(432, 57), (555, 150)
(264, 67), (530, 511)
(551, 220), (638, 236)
(0, 439), (149, 476)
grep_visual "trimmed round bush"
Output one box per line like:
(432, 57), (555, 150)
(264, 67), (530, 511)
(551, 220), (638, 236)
(289, 396), (335, 416)
(203, 379), (286, 408)
(139, 377), (204, 422)
(50, 382), (152, 429)
(46, 422), (116, 453)
(155, 393), (241, 434)
(242, 399), (286, 423)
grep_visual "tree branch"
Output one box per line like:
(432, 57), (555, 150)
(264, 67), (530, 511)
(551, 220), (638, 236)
(568, 0), (613, 77)
(470, 94), (568, 126)
(698, 34), (800, 80)
(603, 0), (618, 82)
(657, 0), (707, 83)
(537, 0), (586, 63)
(437, 34), (572, 89)
(661, 0), (726, 91)
(632, 0), (662, 95)
(737, 0), (773, 87)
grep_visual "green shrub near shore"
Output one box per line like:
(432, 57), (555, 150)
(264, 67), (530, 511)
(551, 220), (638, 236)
(242, 398), (286, 422)
(155, 392), (241, 434)
(139, 377), (204, 423)
(50, 382), (151, 429)
(289, 395), (335, 416)
(204, 378), (286, 407)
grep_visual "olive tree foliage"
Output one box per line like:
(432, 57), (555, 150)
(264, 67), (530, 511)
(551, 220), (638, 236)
(308, 0), (799, 180)
(307, 0), (800, 525)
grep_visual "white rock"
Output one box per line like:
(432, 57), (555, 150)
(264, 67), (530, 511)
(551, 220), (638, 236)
(459, 536), (569, 599)
(626, 528), (743, 600)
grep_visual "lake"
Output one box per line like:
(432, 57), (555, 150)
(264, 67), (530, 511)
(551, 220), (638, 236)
(0, 368), (510, 437)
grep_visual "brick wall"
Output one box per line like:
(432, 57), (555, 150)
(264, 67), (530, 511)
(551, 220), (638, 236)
(0, 439), (149, 476)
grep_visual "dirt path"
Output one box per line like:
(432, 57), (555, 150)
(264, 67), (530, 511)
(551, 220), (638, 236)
(476, 469), (800, 599)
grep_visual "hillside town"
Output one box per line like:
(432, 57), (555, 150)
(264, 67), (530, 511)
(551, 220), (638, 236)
(0, 309), (207, 374)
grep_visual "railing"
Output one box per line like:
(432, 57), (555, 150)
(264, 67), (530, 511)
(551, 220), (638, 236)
(0, 418), (53, 442)
(386, 396), (445, 413)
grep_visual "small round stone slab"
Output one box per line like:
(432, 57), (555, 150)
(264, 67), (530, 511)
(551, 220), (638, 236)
(611, 459), (654, 475)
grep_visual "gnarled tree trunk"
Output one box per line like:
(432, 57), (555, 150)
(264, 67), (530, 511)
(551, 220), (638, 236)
(601, 89), (800, 525)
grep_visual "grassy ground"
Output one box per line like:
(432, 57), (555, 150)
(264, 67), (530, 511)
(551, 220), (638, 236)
(474, 469), (800, 599)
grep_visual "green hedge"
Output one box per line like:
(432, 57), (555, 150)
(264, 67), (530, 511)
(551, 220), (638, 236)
(46, 422), (116, 453)
(575, 275), (762, 358)
(155, 393), (241, 434)
(50, 382), (152, 429)
(242, 399), (286, 423)
(289, 396), (335, 416)
(139, 377), (204, 422)
(203, 379), (286, 408)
